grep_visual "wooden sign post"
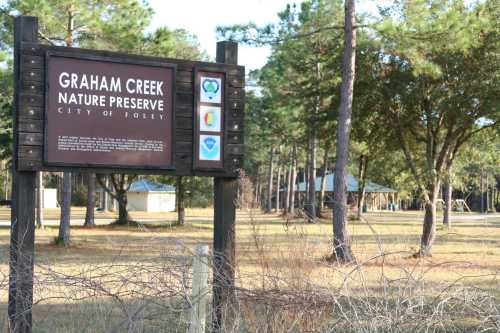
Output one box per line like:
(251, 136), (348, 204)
(9, 16), (38, 333)
(8, 15), (244, 333)
(212, 41), (238, 332)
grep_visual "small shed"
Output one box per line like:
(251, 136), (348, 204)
(127, 179), (176, 212)
(42, 188), (58, 208)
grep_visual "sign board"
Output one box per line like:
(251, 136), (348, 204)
(15, 43), (245, 177)
(45, 53), (175, 170)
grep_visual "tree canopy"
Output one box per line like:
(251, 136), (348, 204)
(220, 0), (499, 257)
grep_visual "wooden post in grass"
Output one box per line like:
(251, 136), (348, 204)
(8, 16), (38, 333)
(188, 245), (210, 333)
(212, 41), (238, 332)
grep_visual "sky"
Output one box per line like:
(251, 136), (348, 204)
(147, 0), (388, 73)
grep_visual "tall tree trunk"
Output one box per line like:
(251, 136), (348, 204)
(57, 172), (71, 245)
(480, 170), (484, 213)
(443, 166), (452, 227)
(84, 173), (95, 228)
(356, 155), (368, 220)
(289, 145), (298, 215)
(493, 183), (497, 211)
(304, 161), (309, 206)
(332, 0), (356, 263)
(495, 187), (498, 210)
(103, 176), (110, 211)
(254, 179), (260, 208)
(177, 176), (185, 225)
(265, 147), (275, 213)
(312, 61), (322, 218)
(59, 172), (72, 241)
(495, 185), (498, 210)
(3, 168), (7, 200)
(115, 190), (131, 225)
(284, 162), (291, 214)
(254, 168), (260, 208)
(36, 171), (44, 229)
(491, 181), (494, 211)
(485, 174), (489, 212)
(419, 182), (440, 256)
(259, 185), (264, 208)
(491, 182), (496, 212)
(276, 165), (281, 212)
(319, 147), (330, 213)
(306, 134), (317, 222)
(57, 9), (75, 241)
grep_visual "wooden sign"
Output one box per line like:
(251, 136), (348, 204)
(10, 17), (242, 333)
(16, 42), (244, 177)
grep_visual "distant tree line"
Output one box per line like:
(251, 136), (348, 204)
(219, 0), (499, 259)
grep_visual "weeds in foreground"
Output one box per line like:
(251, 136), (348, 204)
(3, 232), (499, 332)
(1, 176), (498, 332)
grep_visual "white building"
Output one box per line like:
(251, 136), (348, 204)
(126, 179), (176, 212)
(42, 188), (58, 208)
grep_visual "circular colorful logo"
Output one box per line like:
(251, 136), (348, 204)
(204, 111), (215, 128)
(202, 78), (220, 101)
(199, 106), (221, 132)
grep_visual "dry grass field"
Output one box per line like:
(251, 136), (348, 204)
(0, 208), (499, 332)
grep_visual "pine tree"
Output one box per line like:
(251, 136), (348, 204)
(375, 0), (499, 256)
(331, 0), (356, 263)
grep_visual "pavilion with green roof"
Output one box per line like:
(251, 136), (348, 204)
(293, 172), (398, 211)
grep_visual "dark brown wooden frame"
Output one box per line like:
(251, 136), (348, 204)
(15, 40), (244, 177)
